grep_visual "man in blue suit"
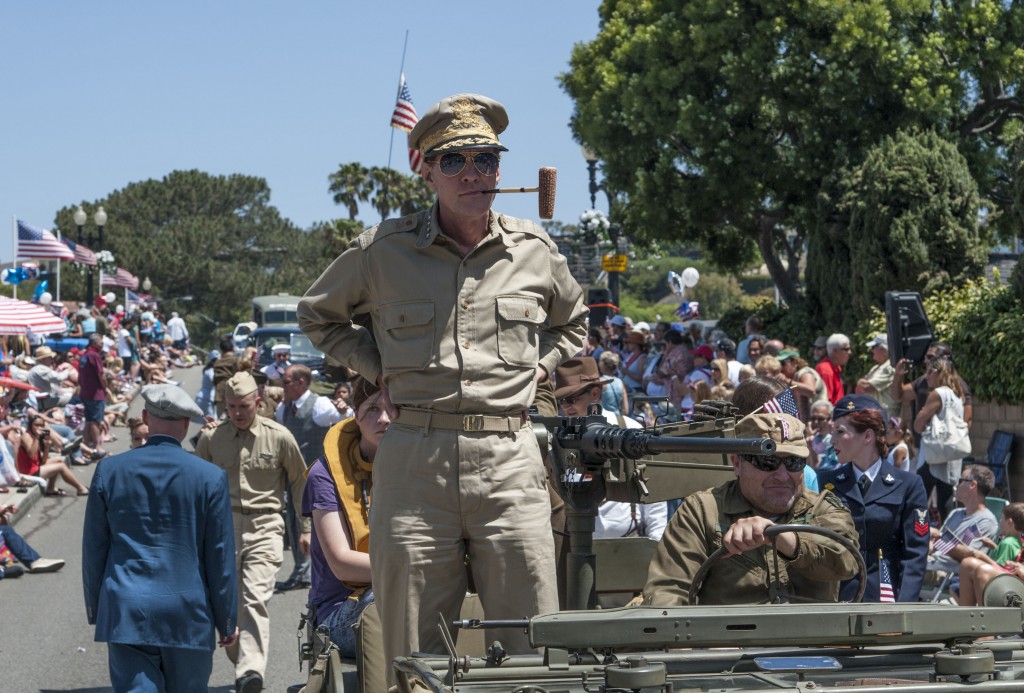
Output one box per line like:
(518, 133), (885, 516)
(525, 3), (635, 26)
(83, 384), (238, 692)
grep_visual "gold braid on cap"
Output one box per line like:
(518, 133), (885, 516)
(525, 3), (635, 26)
(420, 98), (500, 154)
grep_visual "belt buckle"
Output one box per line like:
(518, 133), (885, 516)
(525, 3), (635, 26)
(462, 415), (486, 432)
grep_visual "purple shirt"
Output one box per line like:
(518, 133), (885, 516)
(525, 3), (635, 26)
(302, 459), (356, 624)
(78, 348), (105, 401)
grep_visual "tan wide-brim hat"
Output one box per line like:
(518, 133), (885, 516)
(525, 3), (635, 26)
(553, 357), (612, 400)
(33, 345), (56, 360)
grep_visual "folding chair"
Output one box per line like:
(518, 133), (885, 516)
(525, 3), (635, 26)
(977, 430), (1014, 501)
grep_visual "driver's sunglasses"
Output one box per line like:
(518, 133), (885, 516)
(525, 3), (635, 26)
(433, 151), (500, 177)
(558, 394), (583, 407)
(741, 454), (807, 473)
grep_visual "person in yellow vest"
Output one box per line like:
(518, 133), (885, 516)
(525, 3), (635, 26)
(301, 376), (390, 655)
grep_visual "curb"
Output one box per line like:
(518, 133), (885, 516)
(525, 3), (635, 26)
(1, 484), (43, 528)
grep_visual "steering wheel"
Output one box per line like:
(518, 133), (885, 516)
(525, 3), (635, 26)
(687, 523), (867, 605)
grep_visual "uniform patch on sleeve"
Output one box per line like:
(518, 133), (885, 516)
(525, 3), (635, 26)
(822, 491), (846, 509)
(914, 508), (930, 536)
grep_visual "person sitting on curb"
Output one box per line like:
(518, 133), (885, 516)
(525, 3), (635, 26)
(0, 502), (65, 577)
(925, 464), (999, 581)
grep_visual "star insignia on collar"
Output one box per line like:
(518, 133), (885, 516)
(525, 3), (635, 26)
(836, 473), (847, 481)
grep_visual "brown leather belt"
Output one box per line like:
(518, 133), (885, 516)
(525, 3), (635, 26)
(232, 507), (279, 515)
(397, 407), (528, 433)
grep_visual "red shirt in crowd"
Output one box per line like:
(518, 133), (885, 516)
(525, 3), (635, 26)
(815, 358), (845, 405)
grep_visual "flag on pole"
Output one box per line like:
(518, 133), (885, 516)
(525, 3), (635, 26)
(100, 267), (139, 290)
(16, 220), (74, 261)
(878, 551), (895, 603)
(390, 73), (422, 173)
(61, 237), (97, 266)
(932, 523), (982, 556)
(761, 387), (800, 417)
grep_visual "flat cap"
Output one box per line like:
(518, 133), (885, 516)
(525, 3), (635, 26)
(409, 94), (509, 156)
(226, 371), (258, 398)
(142, 384), (204, 420)
(735, 413), (809, 458)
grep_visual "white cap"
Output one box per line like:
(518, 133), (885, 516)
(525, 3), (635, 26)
(865, 334), (888, 350)
(634, 321), (650, 332)
(271, 344), (291, 354)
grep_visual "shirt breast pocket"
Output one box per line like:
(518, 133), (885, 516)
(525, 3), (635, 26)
(495, 295), (544, 368)
(377, 301), (434, 371)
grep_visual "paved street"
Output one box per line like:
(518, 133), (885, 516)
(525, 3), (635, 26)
(5, 364), (314, 692)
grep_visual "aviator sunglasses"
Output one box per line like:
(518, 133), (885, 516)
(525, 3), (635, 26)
(740, 454), (807, 473)
(433, 151), (501, 177)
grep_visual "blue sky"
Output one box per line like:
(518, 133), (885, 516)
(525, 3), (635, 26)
(1, 1), (603, 261)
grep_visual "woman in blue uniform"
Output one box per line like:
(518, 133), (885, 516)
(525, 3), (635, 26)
(819, 395), (929, 602)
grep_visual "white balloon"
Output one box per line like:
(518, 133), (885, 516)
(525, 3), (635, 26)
(681, 267), (700, 288)
(104, 292), (116, 303)
(39, 291), (53, 306)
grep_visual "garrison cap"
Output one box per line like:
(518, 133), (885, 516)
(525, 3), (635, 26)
(226, 371), (258, 398)
(142, 384), (204, 420)
(735, 412), (809, 458)
(409, 94), (509, 156)
(832, 394), (888, 432)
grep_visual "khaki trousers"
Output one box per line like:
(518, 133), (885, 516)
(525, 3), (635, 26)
(370, 421), (558, 685)
(227, 511), (284, 679)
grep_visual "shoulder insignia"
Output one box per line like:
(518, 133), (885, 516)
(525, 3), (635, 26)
(357, 212), (424, 249)
(836, 472), (847, 482)
(822, 490), (846, 509)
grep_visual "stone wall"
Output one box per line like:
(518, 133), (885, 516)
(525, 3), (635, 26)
(968, 401), (1024, 500)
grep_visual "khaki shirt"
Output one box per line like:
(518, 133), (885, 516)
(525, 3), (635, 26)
(195, 415), (310, 532)
(863, 361), (898, 416)
(643, 481), (859, 605)
(298, 205), (587, 414)
(257, 386), (284, 419)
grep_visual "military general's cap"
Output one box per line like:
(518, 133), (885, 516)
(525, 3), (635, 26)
(142, 384), (204, 420)
(735, 412), (809, 459)
(226, 371), (258, 398)
(408, 94), (509, 157)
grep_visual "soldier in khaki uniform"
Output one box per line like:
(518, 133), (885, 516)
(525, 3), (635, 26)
(643, 413), (860, 606)
(299, 93), (587, 680)
(195, 371), (309, 693)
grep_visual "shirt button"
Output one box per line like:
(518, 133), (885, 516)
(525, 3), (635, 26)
(466, 379), (473, 385)
(463, 342), (470, 349)
(462, 300), (470, 309)
(525, 309), (530, 317)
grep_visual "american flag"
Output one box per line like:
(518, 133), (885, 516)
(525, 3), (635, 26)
(933, 523), (982, 556)
(61, 237), (96, 266)
(100, 267), (139, 290)
(390, 73), (423, 173)
(762, 387), (800, 417)
(16, 220), (74, 261)
(878, 552), (895, 603)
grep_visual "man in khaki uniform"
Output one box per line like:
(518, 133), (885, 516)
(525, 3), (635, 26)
(643, 413), (859, 605)
(195, 371), (309, 693)
(299, 93), (587, 679)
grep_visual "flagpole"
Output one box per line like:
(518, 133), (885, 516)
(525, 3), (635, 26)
(382, 30), (411, 223)
(54, 233), (62, 302)
(11, 216), (16, 300)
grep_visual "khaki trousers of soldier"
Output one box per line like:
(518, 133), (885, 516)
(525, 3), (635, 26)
(227, 511), (284, 679)
(371, 421), (558, 684)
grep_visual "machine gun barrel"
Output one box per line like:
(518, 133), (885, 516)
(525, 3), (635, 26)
(576, 425), (776, 461)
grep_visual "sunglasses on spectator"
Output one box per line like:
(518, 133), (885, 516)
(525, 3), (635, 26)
(957, 477), (974, 485)
(741, 454), (807, 473)
(432, 151), (500, 177)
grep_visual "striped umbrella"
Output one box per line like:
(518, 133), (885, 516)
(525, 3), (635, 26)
(0, 296), (68, 335)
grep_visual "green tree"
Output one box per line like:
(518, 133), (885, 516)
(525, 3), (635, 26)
(811, 129), (986, 332)
(55, 170), (318, 335)
(561, 0), (1024, 307)
(328, 163), (432, 223)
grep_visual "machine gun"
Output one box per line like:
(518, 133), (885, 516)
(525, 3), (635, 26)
(531, 403), (775, 611)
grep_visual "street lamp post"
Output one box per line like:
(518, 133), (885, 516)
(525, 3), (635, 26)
(73, 205), (107, 307)
(580, 146), (627, 310)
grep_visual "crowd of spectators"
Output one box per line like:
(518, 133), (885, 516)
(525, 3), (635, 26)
(0, 299), (203, 578)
